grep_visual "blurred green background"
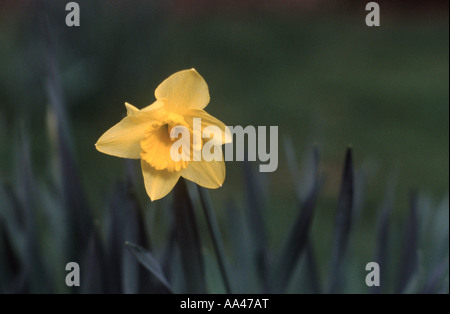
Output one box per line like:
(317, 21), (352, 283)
(0, 0), (448, 292)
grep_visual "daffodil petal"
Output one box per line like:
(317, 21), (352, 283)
(141, 159), (180, 201)
(185, 109), (232, 145)
(125, 102), (139, 116)
(140, 100), (165, 114)
(95, 117), (147, 159)
(155, 69), (210, 112)
(95, 101), (162, 159)
(181, 159), (225, 189)
(127, 100), (165, 117)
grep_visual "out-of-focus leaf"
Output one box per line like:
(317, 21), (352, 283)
(0, 217), (21, 293)
(352, 168), (366, 223)
(42, 18), (91, 258)
(305, 241), (321, 294)
(125, 162), (151, 252)
(122, 164), (155, 294)
(160, 226), (176, 281)
(225, 201), (258, 293)
(421, 258), (449, 294)
(125, 242), (173, 293)
(273, 147), (319, 293)
(15, 133), (50, 293)
(396, 192), (419, 293)
(57, 134), (92, 255)
(298, 146), (321, 202)
(403, 250), (425, 294)
(243, 160), (269, 292)
(372, 179), (396, 294)
(429, 196), (449, 264)
(0, 182), (31, 293)
(81, 231), (106, 294)
(103, 165), (157, 294)
(121, 169), (141, 295)
(282, 145), (322, 292)
(121, 229), (141, 294)
(1, 183), (26, 257)
(104, 182), (126, 293)
(283, 137), (301, 195)
(172, 178), (206, 293)
(328, 147), (354, 293)
(197, 186), (232, 294)
(37, 183), (68, 293)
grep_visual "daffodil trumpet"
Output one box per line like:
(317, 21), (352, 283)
(170, 120), (279, 173)
(169, 117), (231, 163)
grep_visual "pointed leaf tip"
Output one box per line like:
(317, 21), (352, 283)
(125, 242), (173, 293)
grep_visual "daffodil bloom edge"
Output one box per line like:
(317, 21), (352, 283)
(95, 69), (231, 201)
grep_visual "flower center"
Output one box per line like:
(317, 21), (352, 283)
(140, 113), (192, 172)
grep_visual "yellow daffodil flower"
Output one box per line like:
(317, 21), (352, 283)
(95, 69), (231, 201)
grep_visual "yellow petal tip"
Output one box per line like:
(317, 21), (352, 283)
(125, 102), (139, 116)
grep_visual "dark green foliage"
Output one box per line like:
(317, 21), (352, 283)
(172, 179), (206, 294)
(328, 148), (354, 293)
(125, 242), (173, 293)
(396, 193), (419, 293)
(273, 147), (320, 293)
(198, 186), (232, 294)
(0, 129), (448, 293)
(0, 7), (448, 294)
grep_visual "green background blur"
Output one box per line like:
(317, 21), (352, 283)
(0, 1), (448, 257)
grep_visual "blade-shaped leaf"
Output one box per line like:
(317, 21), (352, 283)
(305, 241), (321, 294)
(81, 231), (106, 294)
(172, 178), (206, 293)
(125, 242), (173, 293)
(160, 226), (177, 283)
(104, 182), (126, 293)
(197, 186), (232, 294)
(122, 164), (155, 293)
(372, 179), (396, 294)
(1, 183), (26, 255)
(0, 217), (21, 293)
(16, 133), (50, 293)
(273, 147), (320, 292)
(225, 201), (258, 293)
(328, 147), (354, 293)
(396, 192), (419, 293)
(243, 160), (269, 292)
(42, 17), (91, 257)
(283, 137), (301, 193)
(421, 258), (449, 294)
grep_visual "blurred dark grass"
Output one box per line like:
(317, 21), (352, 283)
(0, 0), (448, 281)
